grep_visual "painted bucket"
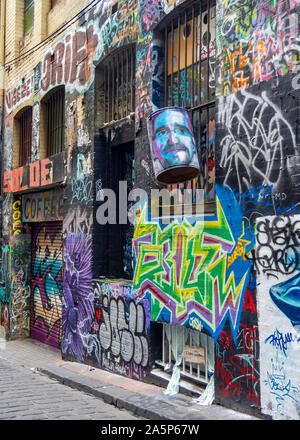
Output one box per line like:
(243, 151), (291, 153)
(147, 107), (200, 184)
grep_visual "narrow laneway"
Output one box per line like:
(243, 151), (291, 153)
(0, 358), (141, 420)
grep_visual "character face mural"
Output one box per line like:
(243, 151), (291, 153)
(148, 107), (200, 183)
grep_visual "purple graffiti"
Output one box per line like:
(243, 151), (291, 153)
(62, 233), (94, 361)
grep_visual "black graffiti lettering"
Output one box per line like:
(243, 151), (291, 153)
(255, 216), (300, 276)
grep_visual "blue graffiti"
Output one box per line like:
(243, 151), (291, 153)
(265, 328), (300, 357)
(270, 273), (300, 329)
(264, 354), (299, 409)
(232, 184), (298, 218)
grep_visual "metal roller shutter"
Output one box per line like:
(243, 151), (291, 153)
(30, 222), (63, 348)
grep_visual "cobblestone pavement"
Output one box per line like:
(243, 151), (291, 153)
(0, 357), (141, 420)
(0, 339), (262, 420)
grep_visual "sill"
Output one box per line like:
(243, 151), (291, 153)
(19, 28), (34, 52)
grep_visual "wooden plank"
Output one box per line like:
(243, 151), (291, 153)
(183, 345), (206, 364)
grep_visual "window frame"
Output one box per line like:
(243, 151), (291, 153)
(43, 86), (65, 157)
(17, 106), (33, 167)
(96, 44), (136, 128)
(24, 0), (34, 35)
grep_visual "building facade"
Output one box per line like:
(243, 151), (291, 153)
(0, 0), (299, 420)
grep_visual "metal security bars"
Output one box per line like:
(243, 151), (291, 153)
(19, 107), (32, 167)
(156, 323), (211, 385)
(45, 86), (65, 156)
(163, 0), (216, 204)
(102, 45), (135, 126)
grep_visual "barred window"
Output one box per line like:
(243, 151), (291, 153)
(50, 0), (59, 8)
(43, 86), (65, 156)
(17, 106), (32, 167)
(97, 45), (135, 127)
(162, 0), (216, 210)
(24, 0), (34, 34)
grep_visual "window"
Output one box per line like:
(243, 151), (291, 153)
(159, 0), (216, 210)
(96, 45), (135, 127)
(16, 107), (32, 167)
(24, 0), (34, 34)
(94, 48), (136, 280)
(42, 86), (65, 156)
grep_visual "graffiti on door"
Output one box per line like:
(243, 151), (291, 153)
(31, 223), (63, 348)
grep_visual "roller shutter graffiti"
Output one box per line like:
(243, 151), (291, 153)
(30, 222), (63, 348)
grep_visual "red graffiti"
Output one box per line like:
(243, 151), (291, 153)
(41, 24), (98, 92)
(216, 356), (260, 405)
(3, 158), (53, 193)
(219, 324), (258, 357)
(242, 289), (256, 313)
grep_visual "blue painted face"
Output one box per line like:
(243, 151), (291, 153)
(152, 110), (196, 169)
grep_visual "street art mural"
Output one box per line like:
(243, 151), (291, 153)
(91, 280), (151, 379)
(31, 223), (63, 348)
(10, 235), (31, 338)
(0, 194), (31, 339)
(217, 88), (297, 197)
(132, 185), (255, 341)
(257, 214), (300, 419)
(62, 233), (94, 360)
(12, 199), (23, 236)
(215, 0), (299, 417)
(218, 0), (299, 96)
(215, 277), (260, 411)
(0, 237), (31, 339)
(40, 23), (100, 96)
(0, 245), (12, 333)
(0, 0), (298, 420)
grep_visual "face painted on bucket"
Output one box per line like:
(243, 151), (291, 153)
(152, 110), (196, 169)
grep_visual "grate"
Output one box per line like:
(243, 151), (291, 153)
(46, 86), (65, 157)
(19, 107), (32, 167)
(157, 323), (211, 384)
(102, 45), (135, 126)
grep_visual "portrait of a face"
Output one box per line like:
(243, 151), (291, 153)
(150, 108), (197, 171)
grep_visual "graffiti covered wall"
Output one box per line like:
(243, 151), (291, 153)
(214, 0), (300, 417)
(257, 215), (300, 419)
(133, 186), (254, 341)
(1, 0), (299, 419)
